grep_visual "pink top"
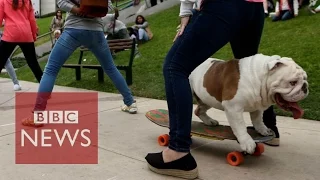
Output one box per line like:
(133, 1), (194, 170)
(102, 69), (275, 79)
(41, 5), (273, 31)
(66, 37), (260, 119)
(0, 0), (38, 42)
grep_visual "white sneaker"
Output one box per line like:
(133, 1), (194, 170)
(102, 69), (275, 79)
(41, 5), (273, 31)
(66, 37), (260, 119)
(121, 101), (138, 114)
(14, 84), (22, 91)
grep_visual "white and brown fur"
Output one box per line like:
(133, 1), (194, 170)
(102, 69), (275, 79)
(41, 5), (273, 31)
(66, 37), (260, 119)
(189, 54), (309, 154)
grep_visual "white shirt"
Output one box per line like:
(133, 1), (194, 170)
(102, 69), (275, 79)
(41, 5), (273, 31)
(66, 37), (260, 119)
(101, 14), (127, 34)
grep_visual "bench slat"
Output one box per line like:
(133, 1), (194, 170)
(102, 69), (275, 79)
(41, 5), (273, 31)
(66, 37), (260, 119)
(109, 42), (133, 47)
(108, 39), (133, 43)
(62, 64), (81, 67)
(110, 45), (132, 50)
(79, 41), (134, 52)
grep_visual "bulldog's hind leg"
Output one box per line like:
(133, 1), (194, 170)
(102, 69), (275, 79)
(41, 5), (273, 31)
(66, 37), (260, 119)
(250, 110), (273, 136)
(194, 94), (219, 126)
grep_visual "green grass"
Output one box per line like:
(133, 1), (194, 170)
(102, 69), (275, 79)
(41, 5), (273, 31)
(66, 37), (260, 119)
(3, 5), (319, 120)
(9, 15), (56, 57)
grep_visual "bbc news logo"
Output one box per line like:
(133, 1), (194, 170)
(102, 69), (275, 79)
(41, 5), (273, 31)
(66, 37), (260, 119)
(21, 111), (91, 148)
(15, 92), (98, 164)
(34, 111), (79, 124)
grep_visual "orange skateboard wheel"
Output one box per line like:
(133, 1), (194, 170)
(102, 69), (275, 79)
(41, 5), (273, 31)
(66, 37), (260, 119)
(158, 134), (170, 146)
(253, 143), (265, 156)
(227, 151), (244, 166)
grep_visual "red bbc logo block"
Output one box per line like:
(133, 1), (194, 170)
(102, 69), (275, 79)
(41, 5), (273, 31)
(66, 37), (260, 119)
(15, 92), (98, 164)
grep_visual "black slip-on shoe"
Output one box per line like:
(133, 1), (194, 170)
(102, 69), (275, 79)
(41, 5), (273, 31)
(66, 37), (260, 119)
(145, 152), (198, 179)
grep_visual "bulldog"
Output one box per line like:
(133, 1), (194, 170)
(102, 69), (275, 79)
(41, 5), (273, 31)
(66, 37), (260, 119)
(189, 54), (309, 154)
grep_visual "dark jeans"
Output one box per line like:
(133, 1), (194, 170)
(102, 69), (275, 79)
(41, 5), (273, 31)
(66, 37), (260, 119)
(272, 10), (293, 21)
(0, 41), (43, 82)
(163, 0), (277, 153)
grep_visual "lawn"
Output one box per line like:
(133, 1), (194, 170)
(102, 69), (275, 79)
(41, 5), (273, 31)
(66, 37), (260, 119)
(9, 15), (58, 57)
(3, 5), (319, 120)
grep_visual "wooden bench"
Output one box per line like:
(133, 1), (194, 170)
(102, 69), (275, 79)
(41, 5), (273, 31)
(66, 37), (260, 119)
(62, 38), (136, 85)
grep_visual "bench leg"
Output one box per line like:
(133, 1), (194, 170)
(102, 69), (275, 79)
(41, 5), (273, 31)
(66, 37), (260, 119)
(76, 67), (81, 80)
(98, 68), (104, 82)
(125, 68), (132, 86)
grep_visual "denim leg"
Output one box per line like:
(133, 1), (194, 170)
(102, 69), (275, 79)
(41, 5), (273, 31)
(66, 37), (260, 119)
(4, 59), (19, 85)
(163, 0), (243, 152)
(83, 31), (134, 106)
(272, 14), (281, 21)
(228, 3), (279, 138)
(263, 106), (279, 137)
(281, 11), (293, 20)
(34, 28), (81, 111)
(138, 28), (149, 41)
(229, 2), (278, 137)
(230, 2), (265, 58)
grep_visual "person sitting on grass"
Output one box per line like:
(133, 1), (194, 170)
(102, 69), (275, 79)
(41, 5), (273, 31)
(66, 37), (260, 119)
(132, 15), (153, 43)
(102, 8), (130, 40)
(272, 0), (299, 21)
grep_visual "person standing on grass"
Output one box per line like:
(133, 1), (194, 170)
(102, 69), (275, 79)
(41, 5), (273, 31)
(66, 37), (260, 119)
(21, 0), (138, 127)
(50, 10), (65, 40)
(0, 0), (43, 83)
(145, 0), (280, 179)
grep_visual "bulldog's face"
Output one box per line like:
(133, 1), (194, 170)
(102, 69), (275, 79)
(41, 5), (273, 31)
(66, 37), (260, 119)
(266, 56), (309, 119)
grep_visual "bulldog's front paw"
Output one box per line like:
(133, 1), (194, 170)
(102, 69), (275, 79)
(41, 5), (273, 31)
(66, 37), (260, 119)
(255, 124), (273, 136)
(238, 134), (256, 154)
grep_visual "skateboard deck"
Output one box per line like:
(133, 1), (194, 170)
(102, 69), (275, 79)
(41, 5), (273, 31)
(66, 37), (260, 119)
(146, 109), (274, 143)
(146, 109), (275, 166)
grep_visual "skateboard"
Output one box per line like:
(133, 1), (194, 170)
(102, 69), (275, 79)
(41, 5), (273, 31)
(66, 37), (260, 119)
(145, 109), (275, 166)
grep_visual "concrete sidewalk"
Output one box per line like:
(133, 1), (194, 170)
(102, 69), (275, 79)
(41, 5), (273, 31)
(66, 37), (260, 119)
(0, 77), (319, 180)
(118, 0), (180, 24)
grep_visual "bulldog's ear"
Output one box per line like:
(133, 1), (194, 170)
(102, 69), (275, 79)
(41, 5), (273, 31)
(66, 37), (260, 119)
(268, 60), (284, 71)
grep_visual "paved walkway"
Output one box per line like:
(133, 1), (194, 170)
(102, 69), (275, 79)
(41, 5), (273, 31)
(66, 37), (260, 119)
(0, 77), (319, 180)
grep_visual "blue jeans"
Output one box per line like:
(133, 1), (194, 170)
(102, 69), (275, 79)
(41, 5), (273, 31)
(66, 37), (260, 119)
(5, 59), (19, 85)
(272, 10), (293, 21)
(138, 28), (149, 41)
(163, 0), (275, 152)
(34, 28), (134, 110)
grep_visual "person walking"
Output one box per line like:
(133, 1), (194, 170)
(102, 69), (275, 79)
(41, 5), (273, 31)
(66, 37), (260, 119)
(0, 25), (21, 91)
(0, 0), (43, 83)
(21, 0), (138, 127)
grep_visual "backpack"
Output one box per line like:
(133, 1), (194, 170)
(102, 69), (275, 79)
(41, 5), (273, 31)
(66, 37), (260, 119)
(71, 0), (109, 17)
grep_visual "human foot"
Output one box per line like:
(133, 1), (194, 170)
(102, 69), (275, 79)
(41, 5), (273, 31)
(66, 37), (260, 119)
(13, 84), (21, 91)
(145, 148), (198, 179)
(162, 147), (188, 163)
(121, 100), (138, 114)
(21, 113), (44, 127)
